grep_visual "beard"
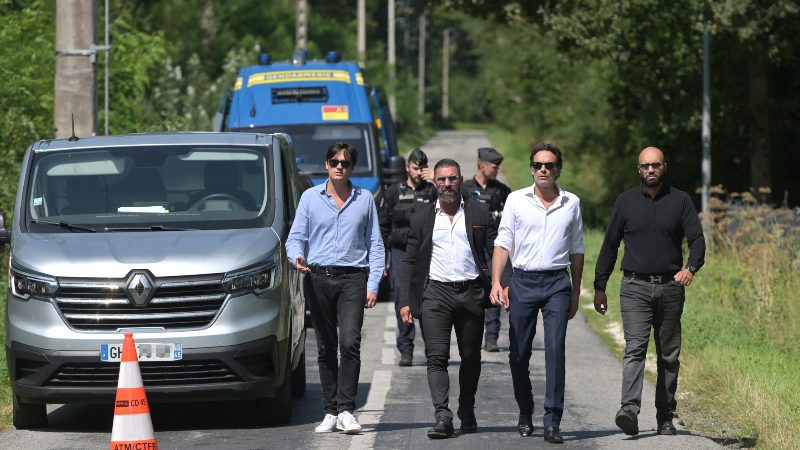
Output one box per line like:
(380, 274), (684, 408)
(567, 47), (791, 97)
(438, 188), (460, 204)
(640, 172), (663, 187)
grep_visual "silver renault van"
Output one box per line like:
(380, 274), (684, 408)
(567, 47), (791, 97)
(0, 132), (305, 428)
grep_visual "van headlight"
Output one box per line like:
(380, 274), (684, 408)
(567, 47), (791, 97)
(222, 259), (278, 295)
(9, 262), (58, 301)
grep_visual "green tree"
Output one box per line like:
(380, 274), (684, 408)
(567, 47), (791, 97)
(0, 1), (55, 215)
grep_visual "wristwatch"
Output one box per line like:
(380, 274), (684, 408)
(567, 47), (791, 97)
(684, 264), (698, 274)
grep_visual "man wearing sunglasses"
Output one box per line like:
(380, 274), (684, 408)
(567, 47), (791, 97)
(461, 147), (512, 353)
(593, 146), (705, 437)
(286, 142), (385, 435)
(489, 143), (585, 443)
(398, 158), (502, 439)
(378, 147), (437, 367)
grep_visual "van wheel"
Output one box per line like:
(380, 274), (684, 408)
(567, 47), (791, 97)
(254, 349), (292, 426)
(13, 394), (47, 429)
(291, 351), (306, 398)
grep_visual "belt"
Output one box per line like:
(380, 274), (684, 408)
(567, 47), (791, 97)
(623, 271), (676, 284)
(309, 265), (367, 277)
(428, 278), (477, 288)
(513, 268), (567, 278)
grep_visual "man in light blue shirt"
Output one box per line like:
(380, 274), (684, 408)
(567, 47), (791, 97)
(285, 142), (384, 435)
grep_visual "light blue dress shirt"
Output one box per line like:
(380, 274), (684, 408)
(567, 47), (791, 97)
(285, 181), (385, 293)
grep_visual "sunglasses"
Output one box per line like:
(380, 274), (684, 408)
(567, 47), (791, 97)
(638, 162), (664, 170)
(435, 175), (459, 185)
(531, 162), (557, 171)
(328, 158), (352, 169)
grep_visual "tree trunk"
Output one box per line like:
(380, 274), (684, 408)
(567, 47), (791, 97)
(747, 44), (771, 200)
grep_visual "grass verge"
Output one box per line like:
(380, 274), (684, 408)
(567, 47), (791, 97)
(578, 222), (799, 449)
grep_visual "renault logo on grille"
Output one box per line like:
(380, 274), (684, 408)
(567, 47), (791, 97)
(126, 272), (154, 306)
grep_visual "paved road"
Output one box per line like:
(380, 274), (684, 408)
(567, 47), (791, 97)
(416, 129), (509, 185)
(0, 131), (720, 449)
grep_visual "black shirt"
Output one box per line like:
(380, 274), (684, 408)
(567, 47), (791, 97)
(461, 177), (511, 222)
(378, 179), (437, 249)
(593, 184), (706, 291)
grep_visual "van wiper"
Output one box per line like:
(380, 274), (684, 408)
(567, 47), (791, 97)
(102, 225), (195, 232)
(30, 219), (97, 232)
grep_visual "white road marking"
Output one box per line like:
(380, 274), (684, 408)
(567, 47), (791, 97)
(384, 331), (395, 346)
(350, 370), (392, 450)
(381, 347), (395, 365)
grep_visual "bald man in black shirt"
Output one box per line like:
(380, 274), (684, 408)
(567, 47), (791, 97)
(593, 146), (705, 437)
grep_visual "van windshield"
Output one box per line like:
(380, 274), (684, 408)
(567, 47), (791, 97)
(25, 145), (272, 232)
(251, 124), (374, 177)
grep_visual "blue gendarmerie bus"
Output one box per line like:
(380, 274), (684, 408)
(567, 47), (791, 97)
(216, 49), (403, 199)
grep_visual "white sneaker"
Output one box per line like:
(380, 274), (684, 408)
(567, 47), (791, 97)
(336, 411), (363, 434)
(314, 414), (339, 433)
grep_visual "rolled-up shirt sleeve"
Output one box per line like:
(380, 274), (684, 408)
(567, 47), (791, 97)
(494, 198), (514, 252)
(285, 192), (310, 265)
(570, 198), (585, 255)
(366, 200), (385, 293)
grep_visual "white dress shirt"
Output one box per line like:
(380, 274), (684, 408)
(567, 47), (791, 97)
(495, 185), (584, 271)
(429, 201), (480, 281)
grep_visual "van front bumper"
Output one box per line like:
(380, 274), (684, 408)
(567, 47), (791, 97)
(7, 336), (290, 405)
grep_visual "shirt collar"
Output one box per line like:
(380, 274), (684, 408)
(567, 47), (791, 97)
(435, 198), (465, 214)
(639, 183), (670, 199)
(318, 179), (356, 197)
(526, 184), (565, 203)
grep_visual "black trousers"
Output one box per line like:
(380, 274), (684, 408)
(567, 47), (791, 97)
(305, 270), (366, 415)
(390, 246), (416, 354)
(420, 279), (485, 419)
(619, 276), (685, 421)
(484, 305), (501, 342)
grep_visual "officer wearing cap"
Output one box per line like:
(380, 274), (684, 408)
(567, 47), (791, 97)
(379, 147), (437, 366)
(462, 147), (512, 352)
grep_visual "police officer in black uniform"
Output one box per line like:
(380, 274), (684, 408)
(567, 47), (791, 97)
(379, 148), (437, 366)
(462, 147), (511, 352)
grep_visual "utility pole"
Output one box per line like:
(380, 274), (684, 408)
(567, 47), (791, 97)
(55, 0), (97, 138)
(441, 28), (450, 121)
(701, 24), (712, 246)
(417, 11), (426, 128)
(387, 0), (396, 117)
(295, 0), (308, 50)
(357, 0), (366, 68)
(102, 0), (109, 135)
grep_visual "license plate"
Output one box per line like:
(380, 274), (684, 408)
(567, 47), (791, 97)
(100, 343), (182, 362)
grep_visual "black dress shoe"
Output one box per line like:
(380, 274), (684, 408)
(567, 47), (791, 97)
(615, 409), (639, 436)
(517, 414), (533, 437)
(543, 426), (563, 444)
(427, 416), (454, 439)
(398, 353), (413, 367)
(657, 419), (677, 435)
(457, 407), (478, 433)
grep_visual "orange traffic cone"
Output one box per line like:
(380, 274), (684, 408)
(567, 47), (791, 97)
(110, 332), (158, 450)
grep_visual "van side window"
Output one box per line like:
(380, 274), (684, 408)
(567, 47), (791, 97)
(280, 142), (298, 221)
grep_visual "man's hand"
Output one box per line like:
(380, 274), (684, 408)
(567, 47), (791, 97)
(568, 289), (580, 320)
(502, 286), (510, 311)
(490, 282), (505, 307)
(673, 268), (694, 286)
(294, 256), (311, 274)
(365, 291), (378, 309)
(593, 290), (608, 315)
(421, 167), (434, 181)
(400, 305), (413, 324)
